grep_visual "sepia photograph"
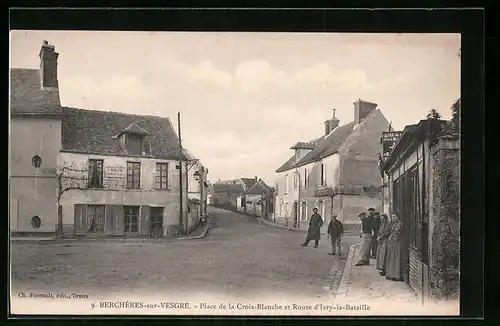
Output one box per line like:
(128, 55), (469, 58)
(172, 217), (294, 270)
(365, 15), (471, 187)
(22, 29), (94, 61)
(9, 30), (461, 316)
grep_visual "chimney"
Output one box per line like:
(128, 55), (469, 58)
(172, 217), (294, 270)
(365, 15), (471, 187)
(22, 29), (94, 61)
(354, 99), (377, 124)
(255, 176), (258, 181)
(324, 109), (340, 135)
(39, 40), (59, 88)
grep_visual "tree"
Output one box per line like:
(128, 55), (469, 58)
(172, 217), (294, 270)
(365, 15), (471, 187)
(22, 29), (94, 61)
(55, 162), (89, 237)
(426, 109), (442, 120)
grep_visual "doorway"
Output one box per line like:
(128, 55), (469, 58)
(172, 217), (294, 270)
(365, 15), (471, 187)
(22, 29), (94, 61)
(150, 207), (164, 237)
(123, 206), (140, 235)
(87, 205), (105, 234)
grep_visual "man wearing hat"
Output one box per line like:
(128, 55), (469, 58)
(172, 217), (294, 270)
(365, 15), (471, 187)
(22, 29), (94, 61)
(301, 207), (324, 248)
(355, 212), (373, 266)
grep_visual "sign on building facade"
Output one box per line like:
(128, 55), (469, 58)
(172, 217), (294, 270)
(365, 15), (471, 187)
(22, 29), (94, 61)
(381, 131), (403, 159)
(105, 166), (126, 179)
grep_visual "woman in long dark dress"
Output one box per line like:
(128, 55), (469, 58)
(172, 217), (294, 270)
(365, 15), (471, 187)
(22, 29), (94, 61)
(385, 213), (404, 281)
(376, 214), (392, 275)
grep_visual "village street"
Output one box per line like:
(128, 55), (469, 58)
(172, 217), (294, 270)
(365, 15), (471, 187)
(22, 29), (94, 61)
(11, 207), (357, 307)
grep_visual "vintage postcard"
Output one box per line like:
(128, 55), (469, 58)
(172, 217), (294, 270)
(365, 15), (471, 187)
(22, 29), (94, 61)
(9, 30), (461, 316)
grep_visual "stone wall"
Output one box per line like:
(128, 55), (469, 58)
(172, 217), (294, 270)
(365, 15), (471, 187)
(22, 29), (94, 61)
(429, 138), (460, 301)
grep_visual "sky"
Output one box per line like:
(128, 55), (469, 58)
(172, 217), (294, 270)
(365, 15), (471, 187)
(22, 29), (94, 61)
(10, 31), (461, 185)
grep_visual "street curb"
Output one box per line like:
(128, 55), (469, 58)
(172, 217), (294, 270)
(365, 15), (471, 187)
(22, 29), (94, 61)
(335, 243), (360, 299)
(11, 218), (213, 244)
(254, 217), (360, 236)
(254, 218), (305, 233)
(177, 217), (212, 240)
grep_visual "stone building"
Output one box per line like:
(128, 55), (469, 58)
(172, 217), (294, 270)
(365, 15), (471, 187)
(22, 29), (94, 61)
(59, 107), (207, 237)
(10, 41), (62, 236)
(274, 100), (390, 231)
(381, 105), (460, 306)
(10, 40), (208, 238)
(211, 183), (245, 209)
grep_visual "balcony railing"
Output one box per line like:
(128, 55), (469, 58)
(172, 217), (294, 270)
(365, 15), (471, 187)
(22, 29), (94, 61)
(314, 184), (382, 197)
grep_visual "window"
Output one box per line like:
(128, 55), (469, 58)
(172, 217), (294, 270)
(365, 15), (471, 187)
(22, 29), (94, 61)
(408, 167), (421, 251)
(155, 163), (168, 189)
(303, 168), (308, 189)
(31, 216), (41, 228)
(285, 174), (289, 194)
(32, 155), (42, 168)
(123, 206), (140, 233)
(319, 163), (325, 186)
(301, 202), (307, 222)
(293, 172), (298, 190)
(88, 159), (104, 188)
(87, 205), (105, 233)
(127, 162), (141, 189)
(126, 135), (143, 155)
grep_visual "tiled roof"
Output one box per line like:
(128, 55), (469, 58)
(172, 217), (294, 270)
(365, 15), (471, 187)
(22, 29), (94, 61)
(275, 123), (355, 173)
(61, 106), (188, 160)
(275, 108), (390, 173)
(213, 183), (245, 194)
(245, 182), (269, 195)
(297, 122), (356, 166)
(290, 142), (316, 150)
(275, 155), (298, 173)
(240, 178), (258, 189)
(10, 68), (61, 116)
(120, 122), (149, 136)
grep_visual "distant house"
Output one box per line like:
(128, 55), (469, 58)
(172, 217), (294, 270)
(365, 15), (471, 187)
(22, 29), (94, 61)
(237, 180), (271, 217)
(275, 100), (390, 231)
(381, 105), (460, 306)
(211, 183), (245, 209)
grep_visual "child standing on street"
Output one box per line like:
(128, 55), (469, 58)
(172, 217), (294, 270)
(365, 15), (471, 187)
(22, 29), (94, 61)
(327, 214), (345, 259)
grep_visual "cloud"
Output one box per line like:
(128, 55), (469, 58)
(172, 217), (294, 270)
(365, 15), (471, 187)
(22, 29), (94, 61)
(159, 60), (232, 90)
(232, 60), (368, 93)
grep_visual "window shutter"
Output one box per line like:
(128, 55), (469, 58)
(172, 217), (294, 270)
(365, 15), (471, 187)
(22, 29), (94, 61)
(74, 204), (87, 235)
(140, 205), (151, 236)
(105, 204), (114, 235)
(143, 139), (151, 156)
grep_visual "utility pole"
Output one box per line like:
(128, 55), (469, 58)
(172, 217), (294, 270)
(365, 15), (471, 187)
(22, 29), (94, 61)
(178, 112), (183, 232)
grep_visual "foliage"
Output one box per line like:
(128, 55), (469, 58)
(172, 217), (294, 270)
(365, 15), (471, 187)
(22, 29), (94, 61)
(426, 109), (442, 120)
(56, 162), (88, 206)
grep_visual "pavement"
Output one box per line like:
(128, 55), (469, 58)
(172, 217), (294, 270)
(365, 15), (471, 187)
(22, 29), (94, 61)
(10, 217), (213, 244)
(334, 243), (460, 316)
(10, 206), (357, 316)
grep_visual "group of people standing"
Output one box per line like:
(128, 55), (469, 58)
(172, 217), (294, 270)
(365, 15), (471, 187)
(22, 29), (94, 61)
(299, 206), (405, 282)
(300, 208), (345, 259)
(356, 208), (405, 281)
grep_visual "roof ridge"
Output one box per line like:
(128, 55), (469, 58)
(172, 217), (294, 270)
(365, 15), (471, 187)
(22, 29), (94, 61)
(295, 121), (356, 167)
(62, 106), (173, 121)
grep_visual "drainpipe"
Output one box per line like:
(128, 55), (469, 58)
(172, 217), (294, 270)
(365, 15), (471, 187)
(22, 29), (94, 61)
(295, 168), (301, 229)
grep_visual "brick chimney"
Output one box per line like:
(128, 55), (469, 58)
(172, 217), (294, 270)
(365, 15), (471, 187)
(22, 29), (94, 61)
(354, 99), (377, 124)
(324, 109), (340, 135)
(39, 40), (59, 88)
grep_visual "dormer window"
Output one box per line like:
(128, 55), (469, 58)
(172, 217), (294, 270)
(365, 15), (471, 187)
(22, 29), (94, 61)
(116, 122), (151, 156)
(126, 134), (143, 155)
